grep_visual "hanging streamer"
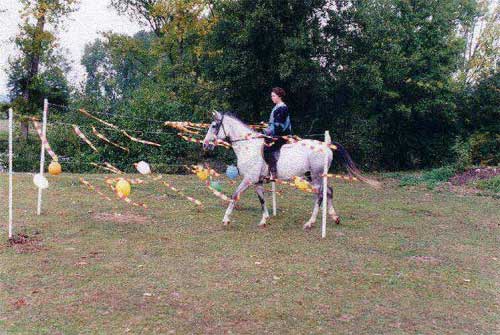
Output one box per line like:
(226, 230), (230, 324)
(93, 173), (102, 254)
(79, 109), (161, 147)
(323, 174), (359, 182)
(92, 127), (130, 152)
(189, 165), (233, 202)
(90, 162), (123, 174)
(80, 178), (112, 201)
(177, 133), (231, 149)
(160, 179), (203, 207)
(32, 120), (59, 161)
(73, 125), (98, 152)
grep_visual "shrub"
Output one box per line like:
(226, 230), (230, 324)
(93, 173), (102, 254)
(475, 176), (500, 194)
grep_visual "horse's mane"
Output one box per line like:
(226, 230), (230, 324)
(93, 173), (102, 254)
(223, 112), (254, 132)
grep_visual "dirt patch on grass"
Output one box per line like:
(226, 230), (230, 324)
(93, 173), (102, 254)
(8, 233), (45, 254)
(92, 212), (150, 225)
(450, 167), (499, 186)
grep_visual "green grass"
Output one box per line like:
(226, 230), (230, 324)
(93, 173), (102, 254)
(1, 174), (499, 334)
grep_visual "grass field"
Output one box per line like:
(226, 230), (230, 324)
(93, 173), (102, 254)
(0, 173), (499, 334)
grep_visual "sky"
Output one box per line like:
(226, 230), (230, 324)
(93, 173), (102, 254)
(0, 0), (142, 97)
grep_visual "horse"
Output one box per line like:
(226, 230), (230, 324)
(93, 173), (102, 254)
(203, 111), (380, 229)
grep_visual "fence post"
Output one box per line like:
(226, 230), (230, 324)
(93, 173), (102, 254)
(322, 131), (330, 238)
(37, 99), (48, 215)
(272, 181), (277, 216)
(8, 108), (13, 239)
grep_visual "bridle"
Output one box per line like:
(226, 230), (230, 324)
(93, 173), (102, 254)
(212, 112), (230, 143)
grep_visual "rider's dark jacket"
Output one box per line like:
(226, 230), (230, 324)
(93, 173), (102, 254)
(264, 102), (292, 138)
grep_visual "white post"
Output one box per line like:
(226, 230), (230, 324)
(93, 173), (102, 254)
(8, 108), (13, 239)
(37, 99), (48, 215)
(322, 131), (330, 238)
(272, 181), (277, 216)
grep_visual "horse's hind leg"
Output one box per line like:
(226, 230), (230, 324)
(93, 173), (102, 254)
(255, 183), (270, 227)
(304, 193), (321, 230)
(326, 186), (340, 224)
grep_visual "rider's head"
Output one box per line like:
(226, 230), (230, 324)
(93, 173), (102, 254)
(271, 87), (285, 104)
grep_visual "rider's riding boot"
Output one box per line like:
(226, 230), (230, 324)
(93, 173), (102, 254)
(269, 155), (278, 180)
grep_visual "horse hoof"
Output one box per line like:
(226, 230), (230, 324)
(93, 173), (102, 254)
(223, 221), (230, 226)
(331, 215), (341, 224)
(258, 223), (267, 229)
(303, 223), (313, 231)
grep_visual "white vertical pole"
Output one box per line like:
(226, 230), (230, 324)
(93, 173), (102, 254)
(272, 181), (277, 216)
(37, 99), (48, 215)
(322, 131), (330, 238)
(8, 108), (13, 239)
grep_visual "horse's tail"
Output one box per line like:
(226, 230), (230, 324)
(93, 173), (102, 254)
(331, 141), (381, 189)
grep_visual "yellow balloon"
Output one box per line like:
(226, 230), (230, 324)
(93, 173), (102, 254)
(294, 178), (308, 191)
(48, 161), (62, 176)
(116, 179), (131, 197)
(196, 169), (209, 181)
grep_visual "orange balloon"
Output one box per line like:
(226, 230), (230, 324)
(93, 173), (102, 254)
(48, 161), (62, 176)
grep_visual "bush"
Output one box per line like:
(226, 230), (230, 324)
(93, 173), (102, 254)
(469, 132), (500, 166)
(399, 166), (457, 189)
(475, 176), (500, 194)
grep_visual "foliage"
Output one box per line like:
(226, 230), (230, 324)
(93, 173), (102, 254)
(475, 175), (500, 193)
(7, 0), (78, 119)
(399, 166), (458, 188)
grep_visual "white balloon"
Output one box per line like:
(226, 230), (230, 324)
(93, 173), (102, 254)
(33, 173), (49, 189)
(135, 161), (151, 175)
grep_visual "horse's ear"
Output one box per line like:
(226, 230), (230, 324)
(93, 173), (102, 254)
(213, 110), (221, 119)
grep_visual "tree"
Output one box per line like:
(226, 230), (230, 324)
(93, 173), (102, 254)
(204, 0), (327, 126)
(458, 0), (499, 85)
(7, 0), (78, 137)
(319, 0), (477, 169)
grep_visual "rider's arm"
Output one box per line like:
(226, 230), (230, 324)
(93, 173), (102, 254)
(272, 105), (289, 136)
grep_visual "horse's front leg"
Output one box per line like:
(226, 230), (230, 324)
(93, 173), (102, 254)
(255, 182), (269, 227)
(223, 178), (253, 225)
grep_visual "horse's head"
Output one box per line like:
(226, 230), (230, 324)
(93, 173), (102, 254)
(203, 111), (228, 151)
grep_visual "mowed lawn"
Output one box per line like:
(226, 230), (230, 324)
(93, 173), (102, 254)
(0, 173), (498, 334)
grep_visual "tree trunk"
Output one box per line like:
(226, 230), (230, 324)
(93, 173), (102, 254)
(21, 7), (46, 140)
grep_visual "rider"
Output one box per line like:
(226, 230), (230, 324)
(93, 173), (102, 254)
(263, 87), (292, 179)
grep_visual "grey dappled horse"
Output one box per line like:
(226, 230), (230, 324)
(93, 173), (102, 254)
(203, 112), (380, 229)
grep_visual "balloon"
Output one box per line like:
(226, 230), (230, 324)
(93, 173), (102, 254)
(210, 180), (222, 192)
(196, 169), (209, 181)
(33, 173), (49, 189)
(135, 161), (151, 175)
(48, 161), (62, 176)
(116, 178), (131, 197)
(226, 165), (239, 179)
(294, 178), (308, 191)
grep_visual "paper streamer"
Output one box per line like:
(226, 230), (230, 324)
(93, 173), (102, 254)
(323, 174), (359, 182)
(73, 125), (98, 152)
(90, 162), (123, 174)
(189, 165), (233, 202)
(80, 178), (112, 201)
(160, 179), (203, 207)
(32, 120), (58, 161)
(79, 109), (161, 147)
(178, 133), (231, 149)
(136, 169), (203, 208)
(92, 127), (130, 152)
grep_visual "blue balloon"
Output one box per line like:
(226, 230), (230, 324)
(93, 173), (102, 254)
(226, 165), (239, 179)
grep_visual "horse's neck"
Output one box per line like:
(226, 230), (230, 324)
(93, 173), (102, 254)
(225, 118), (262, 159)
